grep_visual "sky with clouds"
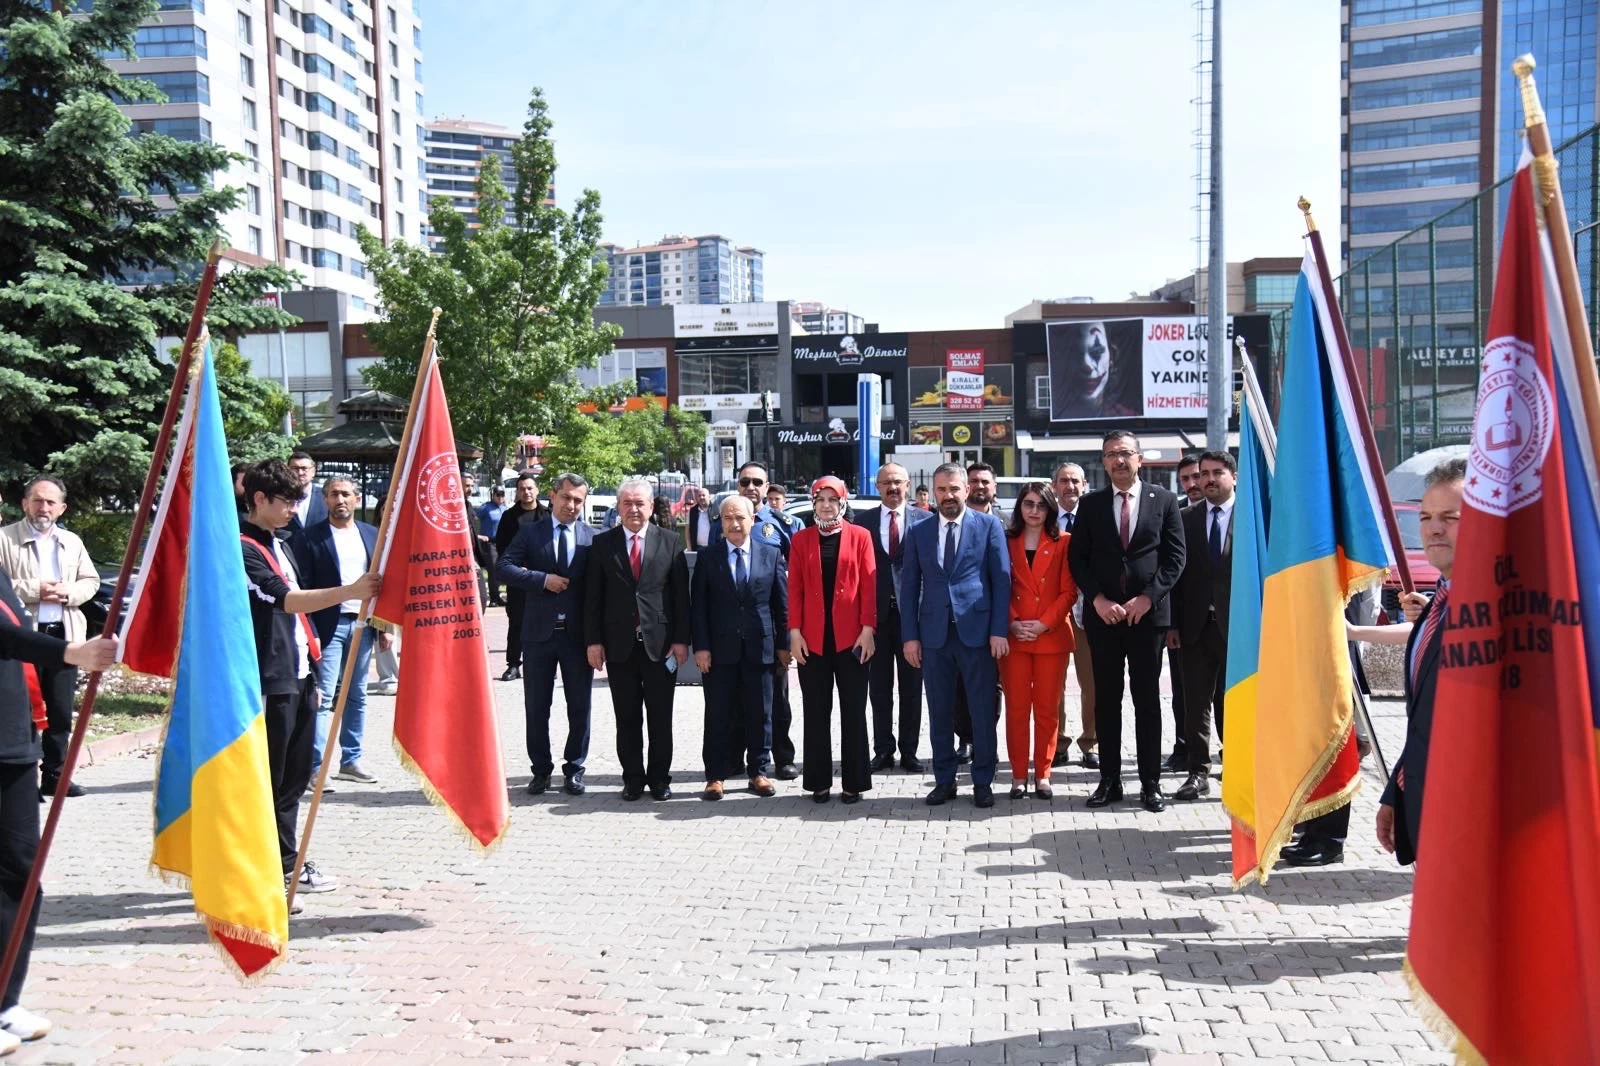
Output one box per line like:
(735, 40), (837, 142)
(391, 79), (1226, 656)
(423, 0), (1340, 329)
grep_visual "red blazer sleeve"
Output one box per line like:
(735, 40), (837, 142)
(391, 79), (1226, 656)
(1040, 536), (1075, 633)
(789, 528), (815, 639)
(854, 525), (878, 633)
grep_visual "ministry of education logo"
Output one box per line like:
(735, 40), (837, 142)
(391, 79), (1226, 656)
(416, 454), (469, 534)
(1465, 336), (1554, 517)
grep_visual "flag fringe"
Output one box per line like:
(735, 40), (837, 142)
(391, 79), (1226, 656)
(390, 734), (508, 854)
(1403, 958), (1488, 1066)
(1227, 817), (1264, 890)
(145, 863), (286, 984)
(1254, 723), (1360, 887)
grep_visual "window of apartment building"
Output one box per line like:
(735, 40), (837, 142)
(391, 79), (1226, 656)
(131, 116), (212, 141)
(307, 130), (339, 154)
(350, 259), (367, 279)
(311, 249), (343, 269)
(304, 14), (334, 41)
(236, 12), (252, 43)
(346, 184), (365, 207)
(415, 126), (426, 147)
(1348, 197), (1473, 235)
(1348, 69), (1478, 111)
(243, 139), (259, 167)
(344, 110), (363, 132)
(345, 145), (362, 167)
(246, 226), (263, 256)
(369, 200), (381, 219)
(391, 144), (402, 168)
(414, 91), (423, 115)
(131, 26), (207, 59)
(394, 177), (404, 202)
(397, 211), (406, 238)
(389, 75), (399, 99)
(246, 183), (261, 214)
(340, 0), (356, 18)
(387, 7), (397, 32)
(239, 54), (254, 87)
(307, 92), (337, 116)
(367, 130), (378, 147)
(1349, 0), (1480, 28)
(367, 164), (380, 182)
(1350, 27), (1481, 69)
(277, 79), (304, 107)
(130, 70), (210, 104)
(309, 211), (342, 233)
(281, 160), (304, 184)
(390, 109), (401, 135)
(388, 42), (398, 66)
(303, 53), (334, 77)
(363, 59), (374, 76)
(340, 71), (359, 94)
(1348, 112), (1478, 152)
(241, 97), (257, 130)
(413, 26), (422, 48)
(1348, 155), (1478, 194)
(413, 59), (423, 81)
(308, 171), (340, 193)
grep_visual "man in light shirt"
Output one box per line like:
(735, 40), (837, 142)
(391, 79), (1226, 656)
(0, 476), (101, 798)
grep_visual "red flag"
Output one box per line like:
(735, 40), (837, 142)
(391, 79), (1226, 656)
(120, 353), (201, 678)
(370, 346), (509, 849)
(1405, 158), (1600, 1060)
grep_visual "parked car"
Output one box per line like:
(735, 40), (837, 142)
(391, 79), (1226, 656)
(1379, 501), (1440, 621)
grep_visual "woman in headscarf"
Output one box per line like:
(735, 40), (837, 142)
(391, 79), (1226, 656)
(787, 477), (877, 803)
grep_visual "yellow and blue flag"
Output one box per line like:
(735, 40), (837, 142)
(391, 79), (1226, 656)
(137, 341), (287, 978)
(1242, 248), (1393, 884)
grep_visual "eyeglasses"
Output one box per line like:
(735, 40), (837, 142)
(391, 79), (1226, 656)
(738, 477), (766, 487)
(1103, 449), (1137, 461)
(1019, 499), (1048, 511)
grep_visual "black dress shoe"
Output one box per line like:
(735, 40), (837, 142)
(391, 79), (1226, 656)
(40, 777), (85, 798)
(900, 756), (925, 773)
(1086, 781), (1123, 808)
(622, 785), (644, 801)
(564, 772), (585, 796)
(1173, 773), (1209, 802)
(1280, 840), (1344, 867)
(1080, 751), (1100, 770)
(1161, 750), (1185, 773)
(973, 783), (994, 808)
(526, 774), (551, 796)
(925, 781), (958, 806)
(955, 743), (971, 765)
(840, 792), (861, 805)
(649, 784), (672, 801)
(1140, 787), (1166, 813)
(774, 763), (800, 780)
(1051, 748), (1072, 768)
(869, 753), (896, 772)
(499, 665), (521, 681)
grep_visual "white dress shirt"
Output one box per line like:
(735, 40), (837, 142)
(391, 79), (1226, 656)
(1112, 482), (1144, 540)
(1205, 495), (1236, 547)
(726, 539), (750, 584)
(878, 504), (908, 555)
(936, 509), (969, 569)
(550, 515), (576, 567)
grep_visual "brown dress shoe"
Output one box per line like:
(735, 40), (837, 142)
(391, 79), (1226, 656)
(702, 781), (724, 801)
(750, 776), (777, 797)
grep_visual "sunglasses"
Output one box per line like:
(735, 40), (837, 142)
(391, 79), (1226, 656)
(738, 477), (766, 487)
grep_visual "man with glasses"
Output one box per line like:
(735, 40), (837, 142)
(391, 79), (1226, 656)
(498, 474), (596, 797)
(1067, 431), (1185, 813)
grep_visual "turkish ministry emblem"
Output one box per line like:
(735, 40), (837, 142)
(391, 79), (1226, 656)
(416, 454), (469, 534)
(1465, 336), (1554, 517)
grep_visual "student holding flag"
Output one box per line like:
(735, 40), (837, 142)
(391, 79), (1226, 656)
(239, 460), (380, 902)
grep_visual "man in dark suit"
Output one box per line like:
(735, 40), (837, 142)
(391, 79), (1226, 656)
(853, 462), (931, 772)
(585, 477), (691, 801)
(300, 477), (379, 784)
(691, 495), (789, 800)
(284, 451), (328, 575)
(1376, 459), (1464, 867)
(495, 471), (549, 681)
(498, 473), (595, 797)
(1067, 430), (1186, 813)
(1163, 454), (1206, 772)
(900, 463), (1011, 809)
(681, 486), (717, 552)
(1168, 450), (1235, 801)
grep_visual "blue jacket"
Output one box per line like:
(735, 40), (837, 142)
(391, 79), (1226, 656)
(496, 514), (594, 643)
(898, 508), (1011, 649)
(299, 518), (378, 647)
(851, 504), (933, 614)
(690, 537), (788, 665)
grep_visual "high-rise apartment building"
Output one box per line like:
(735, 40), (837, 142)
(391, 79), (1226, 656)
(597, 235), (764, 307)
(789, 301), (865, 335)
(421, 117), (517, 251)
(104, 0), (427, 312)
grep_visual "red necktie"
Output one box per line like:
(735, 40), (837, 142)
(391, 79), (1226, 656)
(1119, 492), (1132, 550)
(1411, 583), (1449, 692)
(888, 509), (900, 555)
(629, 533), (642, 580)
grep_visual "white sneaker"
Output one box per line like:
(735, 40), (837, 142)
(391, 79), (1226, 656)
(297, 859), (339, 893)
(379, 682), (398, 695)
(0, 1005), (50, 1041)
(283, 875), (304, 914)
(0, 1028), (19, 1056)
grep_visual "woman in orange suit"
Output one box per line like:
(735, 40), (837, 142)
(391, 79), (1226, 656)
(788, 477), (877, 804)
(1001, 482), (1077, 799)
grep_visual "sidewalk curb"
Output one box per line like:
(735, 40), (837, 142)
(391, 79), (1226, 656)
(83, 724), (164, 766)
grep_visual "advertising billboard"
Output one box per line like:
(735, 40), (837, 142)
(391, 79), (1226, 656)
(673, 302), (782, 337)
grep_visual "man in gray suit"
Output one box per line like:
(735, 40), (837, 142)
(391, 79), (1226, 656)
(1167, 450), (1235, 801)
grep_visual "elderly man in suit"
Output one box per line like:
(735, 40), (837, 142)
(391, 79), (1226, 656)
(691, 494), (789, 800)
(0, 476), (101, 799)
(1377, 459), (1465, 867)
(586, 478), (691, 801)
(900, 463), (1011, 809)
(299, 476), (380, 785)
(1067, 430), (1186, 813)
(854, 462), (931, 772)
(499, 473), (596, 797)
(1167, 450), (1235, 801)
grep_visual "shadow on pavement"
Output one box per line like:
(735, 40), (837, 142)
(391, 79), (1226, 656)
(36, 912), (428, 949)
(1163, 864), (1414, 905)
(775, 914), (1221, 954)
(812, 1022), (1149, 1065)
(968, 826), (1234, 880)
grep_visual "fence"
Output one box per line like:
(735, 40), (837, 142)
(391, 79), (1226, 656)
(1271, 122), (1600, 468)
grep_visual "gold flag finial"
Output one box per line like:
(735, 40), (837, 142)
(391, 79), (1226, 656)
(427, 306), (443, 337)
(1513, 54), (1546, 129)
(1299, 197), (1316, 234)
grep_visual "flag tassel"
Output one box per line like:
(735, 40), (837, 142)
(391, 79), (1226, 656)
(390, 734), (508, 855)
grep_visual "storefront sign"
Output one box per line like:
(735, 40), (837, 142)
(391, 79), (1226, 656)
(673, 302), (781, 337)
(792, 332), (909, 367)
(945, 349), (986, 410)
(909, 365), (1014, 413)
(678, 393), (780, 412)
(776, 420), (898, 446)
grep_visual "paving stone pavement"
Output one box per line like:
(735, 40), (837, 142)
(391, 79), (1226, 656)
(12, 611), (1447, 1065)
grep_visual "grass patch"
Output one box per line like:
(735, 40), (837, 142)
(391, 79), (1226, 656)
(83, 689), (169, 740)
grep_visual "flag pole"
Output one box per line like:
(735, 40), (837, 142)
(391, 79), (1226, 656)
(1299, 198), (1416, 594)
(0, 244), (226, 994)
(288, 307), (442, 909)
(1515, 55), (1600, 453)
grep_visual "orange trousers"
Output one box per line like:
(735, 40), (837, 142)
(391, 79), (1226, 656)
(1001, 650), (1069, 781)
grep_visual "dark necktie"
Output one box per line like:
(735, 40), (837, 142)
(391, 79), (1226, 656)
(1208, 507), (1222, 566)
(888, 509), (900, 555)
(1063, 511), (1075, 532)
(735, 545), (748, 589)
(944, 521), (957, 571)
(556, 524), (569, 572)
(1411, 583), (1450, 692)
(1118, 492), (1132, 550)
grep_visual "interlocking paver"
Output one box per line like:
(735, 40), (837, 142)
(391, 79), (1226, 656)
(6, 610), (1444, 1064)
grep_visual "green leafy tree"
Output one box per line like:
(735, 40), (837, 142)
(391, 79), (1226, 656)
(0, 0), (299, 506)
(540, 399), (708, 488)
(212, 342), (298, 463)
(358, 88), (618, 477)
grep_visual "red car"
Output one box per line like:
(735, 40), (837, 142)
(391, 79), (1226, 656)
(1379, 501), (1440, 621)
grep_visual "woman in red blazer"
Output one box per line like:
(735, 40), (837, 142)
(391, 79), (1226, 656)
(1001, 482), (1077, 799)
(788, 477), (878, 804)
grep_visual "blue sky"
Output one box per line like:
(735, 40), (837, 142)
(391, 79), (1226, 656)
(423, 1), (1340, 330)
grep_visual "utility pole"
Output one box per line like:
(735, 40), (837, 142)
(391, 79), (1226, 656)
(1205, 0), (1228, 450)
